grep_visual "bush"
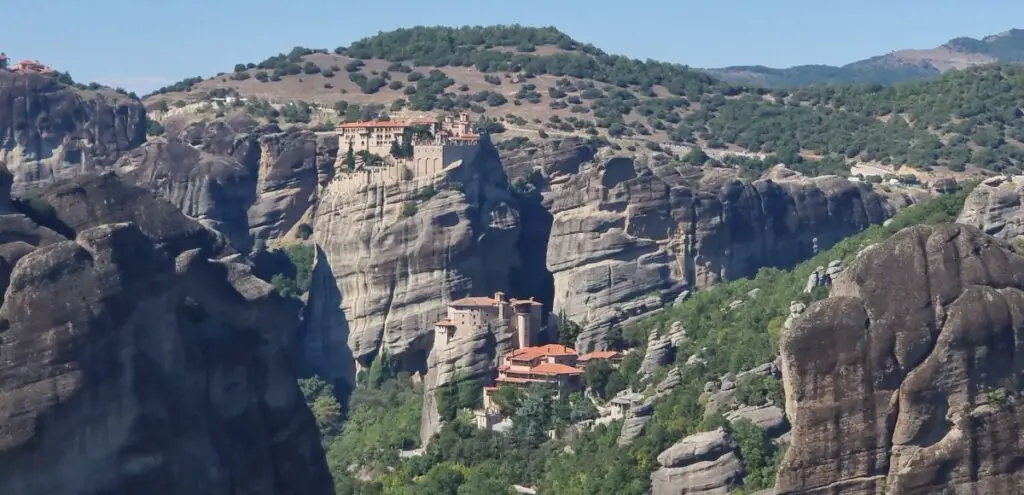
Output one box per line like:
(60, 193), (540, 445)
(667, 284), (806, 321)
(145, 118), (166, 136)
(486, 92), (508, 107)
(401, 202), (418, 218)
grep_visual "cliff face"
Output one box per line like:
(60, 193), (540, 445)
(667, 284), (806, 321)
(116, 114), (336, 251)
(956, 176), (1024, 242)
(0, 71), (146, 192)
(777, 224), (1024, 494)
(305, 143), (521, 385)
(542, 158), (893, 352)
(0, 172), (332, 495)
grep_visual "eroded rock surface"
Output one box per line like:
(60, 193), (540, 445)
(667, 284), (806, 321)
(0, 71), (146, 192)
(777, 223), (1024, 494)
(651, 428), (745, 495)
(544, 160), (892, 352)
(306, 143), (521, 384)
(0, 171), (331, 495)
(117, 114), (336, 251)
(956, 176), (1024, 242)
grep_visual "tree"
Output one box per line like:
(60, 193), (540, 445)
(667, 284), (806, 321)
(582, 359), (615, 399)
(557, 312), (581, 346)
(490, 384), (521, 416)
(0, 53), (7, 70)
(511, 383), (554, 443)
(345, 144), (356, 170)
(683, 146), (709, 165)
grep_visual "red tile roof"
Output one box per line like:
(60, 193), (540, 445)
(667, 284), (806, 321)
(506, 344), (576, 362)
(449, 296), (497, 307)
(529, 362), (582, 376)
(578, 351), (621, 362)
(436, 319), (455, 326)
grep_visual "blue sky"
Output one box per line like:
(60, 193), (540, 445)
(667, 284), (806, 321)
(2, 0), (1020, 94)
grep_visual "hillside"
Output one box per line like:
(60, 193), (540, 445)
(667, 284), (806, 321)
(707, 28), (1024, 87)
(143, 26), (1024, 179)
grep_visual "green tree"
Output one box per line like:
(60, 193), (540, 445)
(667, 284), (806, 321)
(582, 359), (615, 400)
(345, 144), (356, 170)
(557, 312), (581, 346)
(490, 384), (521, 416)
(511, 383), (554, 443)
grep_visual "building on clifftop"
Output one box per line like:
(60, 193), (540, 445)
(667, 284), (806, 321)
(9, 59), (55, 74)
(335, 112), (481, 178)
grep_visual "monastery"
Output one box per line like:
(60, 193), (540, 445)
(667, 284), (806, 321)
(334, 112), (481, 182)
(0, 55), (56, 74)
(433, 292), (623, 429)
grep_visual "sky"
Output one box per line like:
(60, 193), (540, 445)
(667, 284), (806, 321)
(2, 0), (1021, 94)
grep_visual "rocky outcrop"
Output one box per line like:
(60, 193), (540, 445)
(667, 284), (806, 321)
(306, 143), (521, 384)
(639, 321), (688, 377)
(0, 171), (331, 495)
(421, 319), (516, 443)
(777, 223), (1024, 494)
(544, 160), (893, 352)
(0, 71), (146, 192)
(956, 176), (1024, 242)
(651, 428), (745, 495)
(116, 114), (336, 251)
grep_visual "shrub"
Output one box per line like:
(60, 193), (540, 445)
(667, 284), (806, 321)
(401, 202), (418, 218)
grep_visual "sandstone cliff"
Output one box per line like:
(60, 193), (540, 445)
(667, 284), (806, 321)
(0, 172), (332, 495)
(956, 175), (1024, 242)
(116, 113), (337, 251)
(0, 71), (146, 192)
(777, 223), (1024, 494)
(542, 158), (893, 352)
(305, 142), (521, 386)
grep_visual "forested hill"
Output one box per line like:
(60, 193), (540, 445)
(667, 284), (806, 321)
(146, 26), (1024, 177)
(707, 28), (1024, 87)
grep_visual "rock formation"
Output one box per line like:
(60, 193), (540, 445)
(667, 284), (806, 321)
(305, 143), (522, 385)
(116, 114), (337, 251)
(0, 171), (332, 495)
(543, 159), (893, 352)
(777, 223), (1024, 494)
(651, 428), (745, 495)
(0, 71), (146, 192)
(956, 175), (1024, 242)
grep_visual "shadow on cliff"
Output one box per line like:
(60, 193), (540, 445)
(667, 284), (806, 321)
(509, 183), (555, 320)
(300, 246), (357, 400)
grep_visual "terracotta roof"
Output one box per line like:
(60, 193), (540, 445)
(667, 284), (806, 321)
(436, 319), (455, 326)
(506, 344), (577, 362)
(529, 362), (581, 376)
(449, 296), (497, 307)
(578, 351), (621, 362)
(510, 298), (543, 306)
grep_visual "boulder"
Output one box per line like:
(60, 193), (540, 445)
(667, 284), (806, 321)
(651, 428), (744, 495)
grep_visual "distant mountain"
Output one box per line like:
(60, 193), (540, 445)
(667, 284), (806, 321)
(706, 28), (1024, 87)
